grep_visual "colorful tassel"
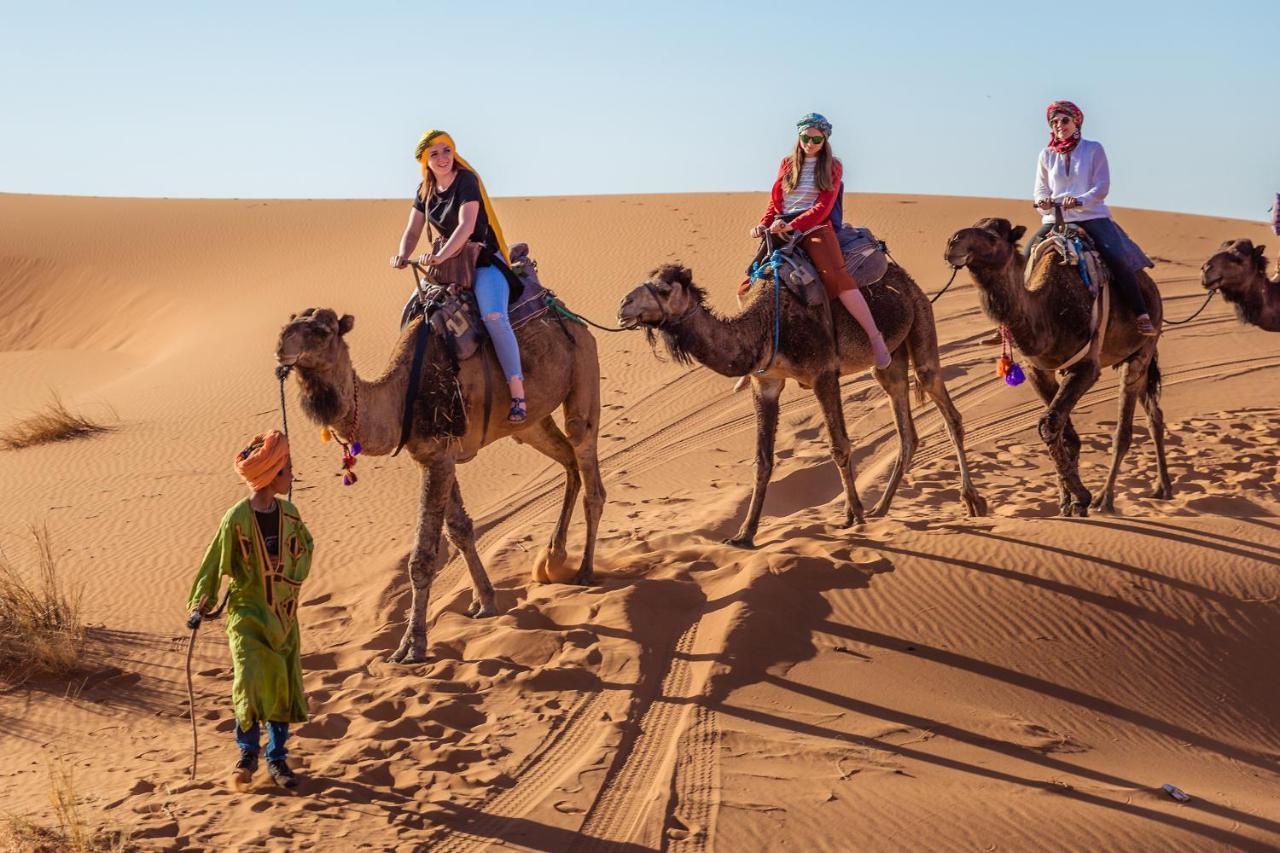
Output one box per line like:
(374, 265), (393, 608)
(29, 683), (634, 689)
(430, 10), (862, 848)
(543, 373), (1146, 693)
(351, 441), (362, 456)
(996, 355), (1012, 378)
(1005, 362), (1026, 386)
(320, 427), (332, 443)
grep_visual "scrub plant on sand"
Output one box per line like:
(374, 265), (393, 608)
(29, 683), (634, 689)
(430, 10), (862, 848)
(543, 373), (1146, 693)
(276, 308), (604, 664)
(617, 263), (985, 549)
(945, 218), (1172, 515)
(1200, 239), (1280, 332)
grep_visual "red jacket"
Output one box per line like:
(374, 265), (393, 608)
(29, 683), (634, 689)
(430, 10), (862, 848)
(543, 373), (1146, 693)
(759, 157), (843, 233)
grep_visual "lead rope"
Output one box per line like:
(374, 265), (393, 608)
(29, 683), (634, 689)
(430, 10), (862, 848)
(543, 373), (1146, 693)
(187, 365), (295, 780)
(1162, 290), (1215, 326)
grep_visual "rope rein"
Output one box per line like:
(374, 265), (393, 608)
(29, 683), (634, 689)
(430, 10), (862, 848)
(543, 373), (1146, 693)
(1162, 290), (1216, 326)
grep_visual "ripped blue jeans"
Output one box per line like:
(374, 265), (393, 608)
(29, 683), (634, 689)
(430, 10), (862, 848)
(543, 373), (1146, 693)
(474, 264), (524, 382)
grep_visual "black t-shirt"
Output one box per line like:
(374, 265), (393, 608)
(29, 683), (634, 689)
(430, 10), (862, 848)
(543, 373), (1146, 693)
(413, 169), (501, 264)
(254, 504), (280, 559)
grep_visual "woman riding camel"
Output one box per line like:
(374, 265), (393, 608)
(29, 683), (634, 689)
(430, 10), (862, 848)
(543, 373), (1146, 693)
(391, 130), (528, 424)
(751, 113), (892, 370)
(1030, 101), (1158, 336)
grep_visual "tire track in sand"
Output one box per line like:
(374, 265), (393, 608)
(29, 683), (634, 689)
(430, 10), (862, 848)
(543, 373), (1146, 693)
(572, 620), (709, 852)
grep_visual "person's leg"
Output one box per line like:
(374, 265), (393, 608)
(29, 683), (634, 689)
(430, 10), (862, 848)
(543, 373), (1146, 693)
(1024, 222), (1054, 260)
(802, 226), (891, 369)
(474, 264), (527, 421)
(1079, 218), (1154, 333)
(235, 720), (261, 755)
(232, 720), (261, 784)
(265, 721), (289, 762)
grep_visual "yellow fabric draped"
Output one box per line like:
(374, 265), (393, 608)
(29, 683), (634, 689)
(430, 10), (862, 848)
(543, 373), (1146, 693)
(415, 129), (509, 263)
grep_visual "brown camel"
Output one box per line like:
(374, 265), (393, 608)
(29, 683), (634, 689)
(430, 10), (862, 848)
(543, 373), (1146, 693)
(616, 263), (985, 549)
(275, 307), (605, 664)
(1201, 239), (1280, 332)
(944, 218), (1172, 515)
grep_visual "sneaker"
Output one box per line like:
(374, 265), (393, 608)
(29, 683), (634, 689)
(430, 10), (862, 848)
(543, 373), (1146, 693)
(1136, 315), (1159, 337)
(267, 759), (298, 789)
(232, 750), (258, 786)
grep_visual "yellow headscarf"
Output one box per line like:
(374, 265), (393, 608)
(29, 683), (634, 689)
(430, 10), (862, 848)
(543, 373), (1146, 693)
(415, 129), (509, 264)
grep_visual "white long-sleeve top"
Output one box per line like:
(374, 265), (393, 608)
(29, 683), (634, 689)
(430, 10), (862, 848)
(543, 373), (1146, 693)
(1034, 138), (1113, 223)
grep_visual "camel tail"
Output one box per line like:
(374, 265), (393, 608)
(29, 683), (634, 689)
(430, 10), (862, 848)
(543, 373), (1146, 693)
(1145, 351), (1162, 401)
(902, 281), (941, 407)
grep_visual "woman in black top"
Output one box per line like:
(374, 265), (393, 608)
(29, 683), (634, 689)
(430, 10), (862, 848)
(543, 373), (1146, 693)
(391, 130), (527, 423)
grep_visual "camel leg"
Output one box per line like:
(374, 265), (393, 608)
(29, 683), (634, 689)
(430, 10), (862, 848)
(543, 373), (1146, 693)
(1092, 357), (1143, 513)
(1038, 362), (1099, 517)
(814, 370), (867, 528)
(1140, 351), (1173, 500)
(389, 458), (455, 664)
(563, 382), (605, 587)
(915, 362), (988, 517)
(442, 481), (497, 618)
(726, 376), (784, 549)
(1028, 367), (1083, 515)
(516, 416), (581, 582)
(868, 350), (917, 517)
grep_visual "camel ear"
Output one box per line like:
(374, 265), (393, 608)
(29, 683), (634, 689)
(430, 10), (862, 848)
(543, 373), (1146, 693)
(1009, 225), (1027, 243)
(675, 266), (693, 286)
(338, 314), (354, 336)
(289, 312), (297, 321)
(1254, 244), (1267, 258)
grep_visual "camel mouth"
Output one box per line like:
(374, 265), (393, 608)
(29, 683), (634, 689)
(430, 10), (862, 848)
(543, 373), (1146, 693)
(1202, 276), (1223, 291)
(276, 350), (301, 367)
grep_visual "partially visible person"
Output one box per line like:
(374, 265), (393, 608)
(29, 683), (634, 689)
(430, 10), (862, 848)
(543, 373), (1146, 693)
(188, 430), (314, 790)
(751, 113), (892, 370)
(391, 130), (528, 423)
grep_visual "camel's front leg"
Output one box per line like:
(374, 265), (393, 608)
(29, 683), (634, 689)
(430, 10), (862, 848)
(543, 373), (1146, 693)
(813, 370), (866, 527)
(389, 459), (455, 664)
(915, 360), (987, 517)
(727, 376), (784, 548)
(868, 352), (916, 517)
(1037, 361), (1100, 516)
(1029, 367), (1079, 515)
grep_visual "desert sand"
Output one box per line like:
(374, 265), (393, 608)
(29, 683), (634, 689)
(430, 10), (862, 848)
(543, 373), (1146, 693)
(1, 189), (1277, 851)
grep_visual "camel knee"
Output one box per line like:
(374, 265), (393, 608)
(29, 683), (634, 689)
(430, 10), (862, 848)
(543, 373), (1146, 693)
(408, 558), (436, 590)
(564, 416), (592, 446)
(1038, 412), (1064, 443)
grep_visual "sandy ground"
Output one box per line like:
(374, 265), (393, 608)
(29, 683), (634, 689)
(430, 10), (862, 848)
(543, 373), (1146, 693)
(1, 190), (1277, 851)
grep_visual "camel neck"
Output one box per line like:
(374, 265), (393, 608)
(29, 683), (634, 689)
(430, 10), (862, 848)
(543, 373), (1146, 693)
(298, 347), (411, 457)
(664, 301), (769, 377)
(971, 256), (1045, 354)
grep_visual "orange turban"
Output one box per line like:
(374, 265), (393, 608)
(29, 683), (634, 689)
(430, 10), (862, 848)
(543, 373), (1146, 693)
(235, 430), (290, 491)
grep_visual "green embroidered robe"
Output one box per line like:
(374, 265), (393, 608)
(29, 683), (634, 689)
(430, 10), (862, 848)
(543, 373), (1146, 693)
(188, 497), (314, 730)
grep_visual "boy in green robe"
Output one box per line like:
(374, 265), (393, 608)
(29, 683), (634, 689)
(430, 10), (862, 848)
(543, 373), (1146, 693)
(188, 429), (314, 789)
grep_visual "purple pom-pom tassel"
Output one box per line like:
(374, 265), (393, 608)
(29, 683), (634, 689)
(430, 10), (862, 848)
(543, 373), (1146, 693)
(342, 472), (354, 486)
(1005, 362), (1026, 386)
(351, 441), (362, 456)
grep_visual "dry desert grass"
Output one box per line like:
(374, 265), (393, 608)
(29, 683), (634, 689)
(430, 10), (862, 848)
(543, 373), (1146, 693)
(0, 395), (112, 451)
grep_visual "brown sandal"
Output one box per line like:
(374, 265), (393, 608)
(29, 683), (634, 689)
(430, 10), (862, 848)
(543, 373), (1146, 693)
(1136, 315), (1159, 337)
(507, 397), (527, 424)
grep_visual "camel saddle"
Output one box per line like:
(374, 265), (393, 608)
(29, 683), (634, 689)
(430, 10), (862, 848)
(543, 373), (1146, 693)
(1028, 226), (1113, 371)
(746, 224), (891, 307)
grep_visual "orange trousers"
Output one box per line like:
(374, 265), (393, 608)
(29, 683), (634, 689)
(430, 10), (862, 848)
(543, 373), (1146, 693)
(801, 223), (859, 297)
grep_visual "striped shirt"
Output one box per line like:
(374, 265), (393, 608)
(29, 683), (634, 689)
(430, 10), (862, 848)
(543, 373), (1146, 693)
(782, 158), (820, 215)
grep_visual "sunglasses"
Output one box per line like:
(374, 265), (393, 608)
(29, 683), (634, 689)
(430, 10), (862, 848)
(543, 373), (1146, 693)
(799, 134), (826, 145)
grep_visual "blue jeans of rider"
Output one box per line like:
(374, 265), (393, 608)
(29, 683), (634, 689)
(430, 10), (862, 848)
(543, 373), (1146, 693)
(236, 720), (289, 762)
(474, 264), (524, 382)
(1025, 217), (1149, 316)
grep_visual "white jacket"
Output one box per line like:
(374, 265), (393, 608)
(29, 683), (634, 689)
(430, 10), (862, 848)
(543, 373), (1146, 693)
(1034, 138), (1113, 223)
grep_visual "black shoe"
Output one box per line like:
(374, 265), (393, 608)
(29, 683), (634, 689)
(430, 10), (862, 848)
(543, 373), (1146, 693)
(232, 750), (258, 786)
(267, 759), (298, 789)
(507, 397), (528, 425)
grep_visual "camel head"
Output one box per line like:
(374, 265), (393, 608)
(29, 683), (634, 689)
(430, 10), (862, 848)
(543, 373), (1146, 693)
(1202, 239), (1267, 293)
(616, 264), (706, 330)
(944, 218), (1027, 270)
(276, 307), (355, 372)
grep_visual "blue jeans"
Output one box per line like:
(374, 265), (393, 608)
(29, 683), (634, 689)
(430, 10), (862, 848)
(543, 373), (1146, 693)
(474, 263), (524, 383)
(236, 720), (289, 762)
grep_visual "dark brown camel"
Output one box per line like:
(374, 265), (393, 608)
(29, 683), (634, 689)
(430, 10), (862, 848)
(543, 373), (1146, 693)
(1201, 239), (1280, 332)
(617, 263), (985, 548)
(944, 218), (1172, 515)
(276, 307), (604, 664)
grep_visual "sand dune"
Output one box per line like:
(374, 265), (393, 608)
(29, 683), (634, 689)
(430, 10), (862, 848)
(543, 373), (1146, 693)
(1, 190), (1277, 850)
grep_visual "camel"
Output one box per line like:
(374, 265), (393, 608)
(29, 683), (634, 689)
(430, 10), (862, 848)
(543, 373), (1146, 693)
(1201, 239), (1280, 332)
(275, 306), (604, 664)
(616, 262), (985, 549)
(944, 218), (1172, 516)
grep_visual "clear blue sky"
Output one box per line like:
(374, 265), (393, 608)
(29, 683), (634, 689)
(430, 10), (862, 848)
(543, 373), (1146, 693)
(3, 1), (1277, 221)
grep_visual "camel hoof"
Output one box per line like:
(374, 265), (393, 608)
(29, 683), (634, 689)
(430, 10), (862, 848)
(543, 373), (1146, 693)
(1090, 494), (1116, 514)
(570, 572), (595, 587)
(387, 638), (428, 664)
(533, 548), (574, 584)
(723, 535), (756, 549)
(1151, 484), (1173, 501)
(842, 511), (866, 528)
(965, 493), (989, 518)
(466, 600), (497, 619)
(398, 650), (430, 664)
(867, 501), (891, 519)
